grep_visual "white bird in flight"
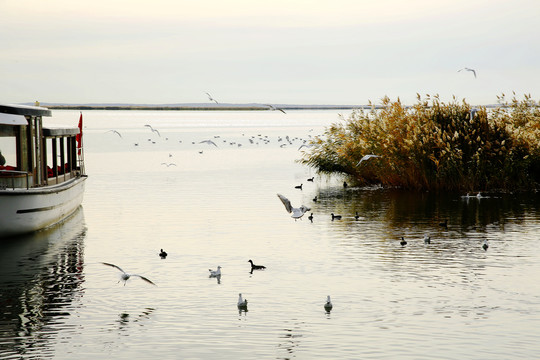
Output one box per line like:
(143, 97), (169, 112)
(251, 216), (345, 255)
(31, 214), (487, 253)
(357, 154), (381, 166)
(264, 104), (286, 114)
(144, 124), (161, 137)
(106, 130), (122, 138)
(277, 193), (311, 219)
(101, 262), (156, 286)
(205, 92), (219, 104)
(199, 140), (218, 147)
(458, 67), (477, 78)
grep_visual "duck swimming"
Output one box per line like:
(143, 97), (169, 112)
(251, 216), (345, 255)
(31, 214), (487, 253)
(324, 295), (333, 312)
(248, 260), (266, 271)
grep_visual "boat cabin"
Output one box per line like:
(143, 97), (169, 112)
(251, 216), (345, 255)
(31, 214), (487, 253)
(0, 104), (84, 190)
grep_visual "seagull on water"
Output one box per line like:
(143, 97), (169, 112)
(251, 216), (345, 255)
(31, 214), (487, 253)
(199, 140), (218, 147)
(106, 130), (122, 138)
(324, 295), (333, 312)
(277, 193), (311, 220)
(357, 154), (381, 166)
(144, 124), (161, 137)
(209, 266), (222, 277)
(101, 262), (156, 286)
(458, 67), (477, 78)
(237, 293), (248, 309)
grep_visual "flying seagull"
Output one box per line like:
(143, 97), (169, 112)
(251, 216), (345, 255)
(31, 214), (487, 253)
(199, 140), (218, 147)
(106, 130), (122, 138)
(357, 154), (381, 166)
(101, 262), (156, 286)
(161, 163), (177, 167)
(205, 92), (219, 104)
(277, 193), (310, 219)
(264, 104), (286, 114)
(144, 124), (161, 137)
(458, 67), (477, 78)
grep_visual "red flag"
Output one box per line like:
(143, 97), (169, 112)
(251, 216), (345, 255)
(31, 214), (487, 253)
(76, 112), (82, 155)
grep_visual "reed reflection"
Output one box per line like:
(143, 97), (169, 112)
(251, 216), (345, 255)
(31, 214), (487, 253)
(0, 208), (86, 359)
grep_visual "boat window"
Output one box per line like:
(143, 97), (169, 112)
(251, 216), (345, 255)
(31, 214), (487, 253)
(0, 130), (17, 169)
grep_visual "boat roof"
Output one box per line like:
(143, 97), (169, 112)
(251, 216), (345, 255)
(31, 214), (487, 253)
(0, 103), (52, 117)
(43, 126), (80, 137)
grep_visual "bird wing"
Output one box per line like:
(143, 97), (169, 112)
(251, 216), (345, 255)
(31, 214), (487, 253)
(101, 262), (126, 274)
(133, 274), (156, 286)
(277, 194), (292, 213)
(291, 208), (305, 218)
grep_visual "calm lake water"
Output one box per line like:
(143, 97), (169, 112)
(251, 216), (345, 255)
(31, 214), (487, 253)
(1, 109), (540, 359)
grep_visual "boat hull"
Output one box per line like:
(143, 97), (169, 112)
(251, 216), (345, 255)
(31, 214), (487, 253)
(0, 176), (87, 238)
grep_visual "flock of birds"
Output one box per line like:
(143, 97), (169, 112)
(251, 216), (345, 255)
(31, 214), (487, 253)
(101, 255), (332, 313)
(277, 172), (492, 253)
(105, 123), (316, 164)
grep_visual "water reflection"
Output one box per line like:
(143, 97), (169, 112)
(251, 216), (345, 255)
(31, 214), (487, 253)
(276, 321), (304, 360)
(0, 208), (86, 359)
(114, 308), (155, 334)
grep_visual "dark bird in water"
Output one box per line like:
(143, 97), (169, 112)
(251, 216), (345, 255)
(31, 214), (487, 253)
(248, 259), (266, 272)
(159, 249), (167, 258)
(101, 262), (156, 286)
(308, 213), (314, 222)
(482, 240), (489, 251)
(400, 237), (407, 246)
(343, 181), (348, 188)
(424, 235), (431, 244)
(439, 219), (448, 229)
(295, 184), (303, 190)
(313, 196), (317, 202)
(354, 212), (360, 220)
(324, 295), (333, 312)
(307, 177), (314, 182)
(331, 213), (342, 220)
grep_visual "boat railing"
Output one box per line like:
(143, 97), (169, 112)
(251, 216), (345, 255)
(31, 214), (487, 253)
(0, 169), (30, 190)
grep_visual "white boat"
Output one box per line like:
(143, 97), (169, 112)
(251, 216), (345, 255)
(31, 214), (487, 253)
(0, 103), (87, 237)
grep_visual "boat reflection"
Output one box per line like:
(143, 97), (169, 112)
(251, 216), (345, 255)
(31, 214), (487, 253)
(0, 207), (86, 358)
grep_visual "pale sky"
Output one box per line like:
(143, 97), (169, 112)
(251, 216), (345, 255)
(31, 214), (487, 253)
(2, 0), (539, 106)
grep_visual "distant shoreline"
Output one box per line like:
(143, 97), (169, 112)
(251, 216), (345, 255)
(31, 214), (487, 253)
(40, 103), (503, 111)
(45, 104), (367, 111)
